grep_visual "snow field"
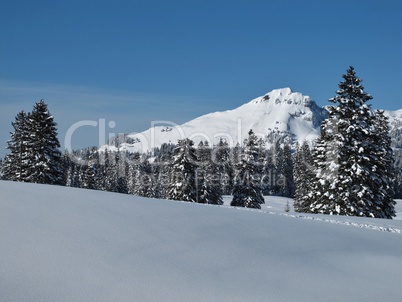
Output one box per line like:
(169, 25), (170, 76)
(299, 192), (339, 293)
(1, 181), (402, 302)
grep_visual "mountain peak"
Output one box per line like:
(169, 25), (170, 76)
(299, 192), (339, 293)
(251, 87), (307, 105)
(101, 87), (328, 153)
(273, 87), (293, 95)
(251, 87), (292, 103)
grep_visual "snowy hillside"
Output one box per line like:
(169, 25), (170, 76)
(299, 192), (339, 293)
(104, 88), (327, 152)
(1, 181), (402, 302)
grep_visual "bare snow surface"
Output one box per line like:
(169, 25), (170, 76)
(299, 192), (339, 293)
(1, 181), (402, 302)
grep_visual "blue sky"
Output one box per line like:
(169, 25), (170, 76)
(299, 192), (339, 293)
(1, 0), (401, 156)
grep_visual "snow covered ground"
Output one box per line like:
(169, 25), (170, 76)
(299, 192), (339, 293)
(1, 181), (402, 302)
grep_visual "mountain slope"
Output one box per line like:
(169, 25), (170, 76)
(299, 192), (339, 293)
(1, 181), (402, 302)
(105, 88), (327, 152)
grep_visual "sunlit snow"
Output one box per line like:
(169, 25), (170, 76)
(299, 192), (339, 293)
(1, 181), (402, 302)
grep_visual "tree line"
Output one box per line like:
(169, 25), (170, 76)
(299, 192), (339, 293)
(1, 67), (401, 218)
(57, 133), (296, 208)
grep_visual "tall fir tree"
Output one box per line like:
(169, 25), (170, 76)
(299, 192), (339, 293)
(231, 130), (264, 209)
(4, 101), (62, 184)
(308, 67), (395, 218)
(26, 100), (63, 184)
(167, 138), (197, 202)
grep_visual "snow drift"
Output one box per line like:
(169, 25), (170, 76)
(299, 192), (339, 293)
(1, 181), (402, 302)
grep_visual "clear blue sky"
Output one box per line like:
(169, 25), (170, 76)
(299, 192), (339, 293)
(1, 0), (401, 156)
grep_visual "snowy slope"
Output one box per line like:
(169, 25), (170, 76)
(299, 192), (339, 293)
(103, 88), (327, 153)
(1, 181), (402, 302)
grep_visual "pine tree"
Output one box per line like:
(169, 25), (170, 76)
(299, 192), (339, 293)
(271, 140), (283, 195)
(65, 161), (75, 187)
(196, 141), (210, 204)
(104, 150), (118, 192)
(262, 148), (273, 195)
(4, 101), (62, 185)
(125, 152), (140, 194)
(213, 139), (233, 195)
(308, 67), (395, 218)
(0, 158), (4, 180)
(157, 147), (174, 199)
(97, 150), (109, 191)
(293, 141), (314, 212)
(3, 111), (30, 181)
(231, 130), (264, 209)
(394, 167), (402, 199)
(167, 138), (197, 202)
(281, 143), (295, 197)
(196, 141), (223, 205)
(26, 100), (63, 184)
(116, 151), (128, 194)
(79, 164), (96, 190)
(134, 160), (155, 197)
(369, 110), (396, 218)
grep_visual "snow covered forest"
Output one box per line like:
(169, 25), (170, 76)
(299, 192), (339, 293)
(2, 67), (402, 218)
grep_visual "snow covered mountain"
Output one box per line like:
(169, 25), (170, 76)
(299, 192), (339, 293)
(104, 88), (327, 153)
(102, 87), (402, 153)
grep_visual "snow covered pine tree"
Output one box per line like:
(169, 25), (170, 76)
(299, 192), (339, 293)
(167, 138), (198, 202)
(370, 110), (396, 218)
(196, 141), (223, 205)
(3, 111), (30, 181)
(231, 129), (264, 209)
(27, 100), (63, 184)
(293, 141), (314, 212)
(4, 100), (63, 185)
(308, 67), (395, 218)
